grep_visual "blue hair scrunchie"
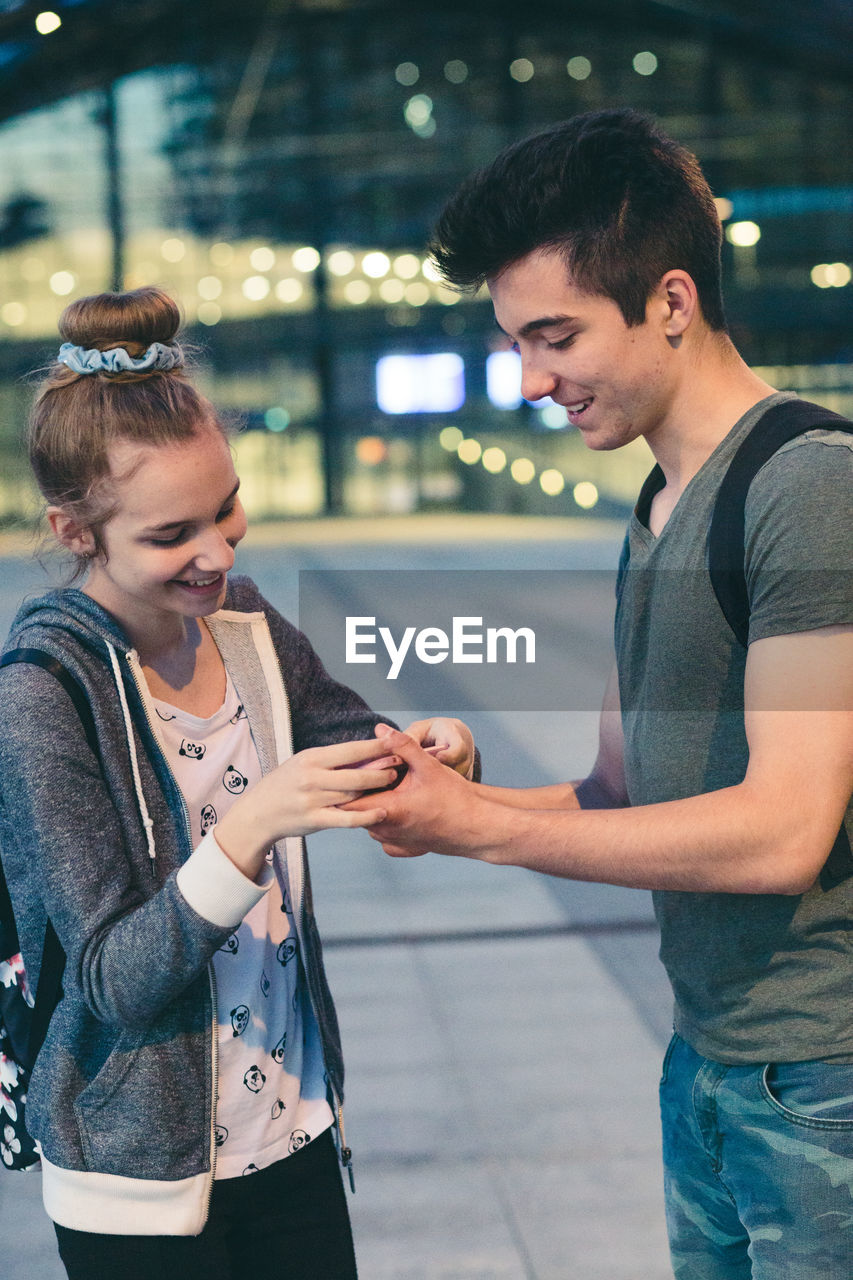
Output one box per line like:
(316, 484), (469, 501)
(57, 342), (184, 375)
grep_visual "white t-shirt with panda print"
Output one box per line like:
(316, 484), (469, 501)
(151, 671), (333, 1179)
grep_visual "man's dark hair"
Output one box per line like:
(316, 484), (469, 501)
(428, 109), (727, 331)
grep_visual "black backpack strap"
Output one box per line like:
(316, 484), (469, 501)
(707, 400), (853, 884)
(0, 647), (99, 756)
(0, 648), (99, 1065)
(634, 462), (666, 531)
(708, 399), (852, 649)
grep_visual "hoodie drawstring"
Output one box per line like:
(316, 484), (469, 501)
(107, 642), (156, 867)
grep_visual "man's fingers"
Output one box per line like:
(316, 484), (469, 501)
(372, 724), (429, 765)
(384, 839), (429, 858)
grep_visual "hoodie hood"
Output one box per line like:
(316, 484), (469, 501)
(4, 587), (160, 869)
(5, 575), (258, 659)
(5, 587), (131, 661)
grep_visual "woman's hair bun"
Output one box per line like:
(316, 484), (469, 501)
(58, 286), (181, 354)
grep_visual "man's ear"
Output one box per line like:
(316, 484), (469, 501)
(658, 269), (699, 340)
(47, 506), (97, 558)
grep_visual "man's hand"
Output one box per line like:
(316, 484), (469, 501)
(344, 726), (482, 858)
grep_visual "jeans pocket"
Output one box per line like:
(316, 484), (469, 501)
(659, 1031), (679, 1089)
(760, 1060), (853, 1129)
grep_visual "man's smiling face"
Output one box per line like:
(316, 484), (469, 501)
(490, 246), (679, 453)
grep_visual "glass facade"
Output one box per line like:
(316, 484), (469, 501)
(0, 0), (850, 525)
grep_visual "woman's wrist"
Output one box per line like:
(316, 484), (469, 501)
(214, 803), (272, 883)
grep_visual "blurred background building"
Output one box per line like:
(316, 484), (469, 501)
(0, 0), (850, 526)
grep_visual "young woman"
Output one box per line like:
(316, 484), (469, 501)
(0, 287), (474, 1279)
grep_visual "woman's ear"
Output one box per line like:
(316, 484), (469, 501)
(47, 506), (97, 558)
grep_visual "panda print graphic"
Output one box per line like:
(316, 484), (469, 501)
(151, 672), (335, 1182)
(230, 1005), (250, 1037)
(200, 803), (217, 837)
(222, 764), (248, 794)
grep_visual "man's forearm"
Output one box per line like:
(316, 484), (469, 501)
(473, 774), (621, 811)
(365, 698), (851, 896)
(448, 779), (835, 897)
(471, 779), (580, 810)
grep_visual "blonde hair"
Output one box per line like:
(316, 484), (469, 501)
(28, 287), (224, 575)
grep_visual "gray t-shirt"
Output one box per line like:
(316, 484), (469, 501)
(615, 392), (853, 1064)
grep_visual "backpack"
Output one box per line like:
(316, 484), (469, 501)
(631, 396), (853, 887)
(632, 396), (853, 647)
(0, 649), (97, 1171)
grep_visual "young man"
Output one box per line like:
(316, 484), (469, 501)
(351, 110), (853, 1278)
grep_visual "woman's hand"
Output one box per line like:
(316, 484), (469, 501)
(400, 717), (475, 777)
(214, 736), (399, 881)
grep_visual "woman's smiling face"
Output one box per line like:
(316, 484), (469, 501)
(80, 424), (247, 641)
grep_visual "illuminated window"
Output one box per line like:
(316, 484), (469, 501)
(379, 278), (405, 303)
(510, 58), (534, 83)
(362, 252), (391, 278)
(394, 254), (420, 279)
(1, 302), (26, 327)
(328, 250), (355, 276)
(444, 60), (468, 83)
(539, 469), (565, 496)
(404, 94), (434, 136)
(482, 447), (507, 474)
(726, 221), (761, 247)
(344, 280), (371, 305)
(198, 276), (222, 300)
(161, 237), (186, 262)
(250, 246), (275, 271)
(292, 247), (320, 272)
(486, 351), (523, 409)
(457, 438), (482, 464)
(210, 242), (234, 266)
(275, 278), (304, 303)
(439, 426), (464, 451)
(242, 276), (271, 301)
(404, 282), (430, 306)
(49, 271), (75, 296)
(395, 62), (420, 86)
(810, 262), (851, 288)
(632, 51), (658, 76)
(573, 481), (599, 509)
(264, 407), (290, 432)
(376, 353), (465, 414)
(35, 11), (61, 35)
(510, 458), (536, 485)
(567, 56), (592, 80)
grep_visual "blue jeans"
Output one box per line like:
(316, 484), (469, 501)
(660, 1033), (853, 1279)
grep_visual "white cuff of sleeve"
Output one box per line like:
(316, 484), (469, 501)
(176, 829), (274, 930)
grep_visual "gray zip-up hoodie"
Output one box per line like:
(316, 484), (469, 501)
(0, 576), (384, 1235)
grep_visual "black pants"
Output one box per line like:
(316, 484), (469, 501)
(54, 1129), (357, 1280)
